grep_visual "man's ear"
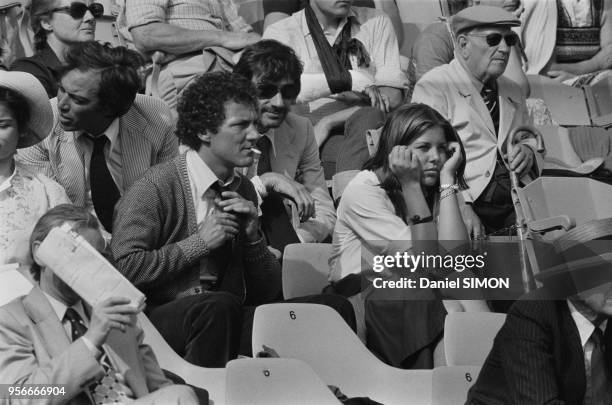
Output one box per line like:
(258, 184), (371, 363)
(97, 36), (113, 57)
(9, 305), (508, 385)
(39, 16), (54, 32)
(455, 34), (470, 59)
(198, 130), (212, 145)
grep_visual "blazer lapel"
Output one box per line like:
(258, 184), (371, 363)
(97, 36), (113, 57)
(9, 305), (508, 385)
(55, 127), (88, 206)
(270, 124), (298, 177)
(23, 287), (71, 358)
(497, 82), (519, 151)
(449, 60), (496, 141)
(562, 304), (587, 401)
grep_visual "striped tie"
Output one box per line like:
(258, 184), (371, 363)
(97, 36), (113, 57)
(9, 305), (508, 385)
(481, 84), (499, 135)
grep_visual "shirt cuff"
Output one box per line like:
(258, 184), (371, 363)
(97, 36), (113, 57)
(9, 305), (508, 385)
(350, 70), (375, 93)
(81, 336), (102, 359)
(251, 176), (268, 199)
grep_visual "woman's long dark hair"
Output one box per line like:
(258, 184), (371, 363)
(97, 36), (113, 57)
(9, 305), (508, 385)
(363, 103), (468, 223)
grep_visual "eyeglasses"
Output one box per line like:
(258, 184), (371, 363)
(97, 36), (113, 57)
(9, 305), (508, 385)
(468, 32), (519, 47)
(49, 2), (104, 19)
(255, 83), (300, 100)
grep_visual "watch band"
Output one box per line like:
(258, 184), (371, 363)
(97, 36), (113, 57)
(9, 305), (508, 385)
(410, 215), (434, 225)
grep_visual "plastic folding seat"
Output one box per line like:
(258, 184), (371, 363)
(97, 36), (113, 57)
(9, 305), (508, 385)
(252, 303), (432, 405)
(225, 358), (339, 405)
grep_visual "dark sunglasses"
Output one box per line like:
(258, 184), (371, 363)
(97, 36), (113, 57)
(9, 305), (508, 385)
(468, 32), (519, 47)
(256, 83), (300, 100)
(49, 2), (104, 19)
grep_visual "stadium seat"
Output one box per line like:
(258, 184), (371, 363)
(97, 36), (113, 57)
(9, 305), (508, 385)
(137, 314), (227, 404)
(225, 358), (339, 405)
(444, 312), (506, 366)
(431, 366), (481, 405)
(282, 243), (332, 299)
(252, 303), (432, 405)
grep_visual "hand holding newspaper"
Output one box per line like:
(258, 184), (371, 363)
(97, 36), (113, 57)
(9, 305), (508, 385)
(36, 224), (146, 311)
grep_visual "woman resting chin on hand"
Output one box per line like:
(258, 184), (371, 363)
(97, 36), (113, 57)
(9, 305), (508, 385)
(328, 103), (489, 369)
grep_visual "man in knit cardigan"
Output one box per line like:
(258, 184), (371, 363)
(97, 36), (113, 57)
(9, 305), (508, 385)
(111, 72), (281, 367)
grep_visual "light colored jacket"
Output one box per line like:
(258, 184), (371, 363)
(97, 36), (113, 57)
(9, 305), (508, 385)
(0, 287), (171, 405)
(268, 112), (336, 242)
(412, 59), (541, 202)
(17, 94), (177, 207)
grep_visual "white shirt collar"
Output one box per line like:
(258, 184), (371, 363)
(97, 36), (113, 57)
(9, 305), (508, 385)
(568, 299), (608, 348)
(75, 118), (120, 144)
(300, 7), (361, 40)
(43, 291), (87, 323)
(185, 149), (236, 199)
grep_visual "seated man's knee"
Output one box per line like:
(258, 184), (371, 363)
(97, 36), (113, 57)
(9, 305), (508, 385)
(192, 292), (242, 328)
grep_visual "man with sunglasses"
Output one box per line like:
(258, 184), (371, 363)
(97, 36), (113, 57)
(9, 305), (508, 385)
(412, 6), (541, 238)
(234, 40), (336, 244)
(262, 0), (407, 176)
(11, 0), (104, 98)
(413, 0), (529, 97)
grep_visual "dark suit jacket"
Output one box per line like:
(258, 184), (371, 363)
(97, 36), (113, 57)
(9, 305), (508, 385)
(17, 94), (178, 207)
(466, 292), (612, 405)
(0, 287), (172, 405)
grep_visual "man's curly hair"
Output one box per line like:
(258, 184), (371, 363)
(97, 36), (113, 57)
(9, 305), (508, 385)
(176, 72), (259, 151)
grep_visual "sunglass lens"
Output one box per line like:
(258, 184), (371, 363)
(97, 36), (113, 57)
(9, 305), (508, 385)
(90, 2), (104, 17)
(257, 85), (279, 99)
(69, 2), (88, 18)
(485, 34), (503, 47)
(505, 34), (518, 46)
(280, 85), (299, 99)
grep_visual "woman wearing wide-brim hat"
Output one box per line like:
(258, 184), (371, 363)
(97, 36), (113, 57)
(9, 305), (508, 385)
(0, 71), (69, 266)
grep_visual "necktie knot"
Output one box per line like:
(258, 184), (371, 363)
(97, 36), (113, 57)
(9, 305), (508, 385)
(85, 134), (108, 152)
(592, 327), (605, 348)
(480, 83), (499, 134)
(64, 307), (87, 341)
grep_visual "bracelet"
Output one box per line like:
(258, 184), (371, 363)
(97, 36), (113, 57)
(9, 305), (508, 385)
(439, 188), (458, 201)
(410, 215), (434, 225)
(439, 184), (459, 193)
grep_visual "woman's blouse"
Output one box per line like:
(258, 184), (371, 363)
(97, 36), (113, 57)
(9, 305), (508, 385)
(0, 160), (70, 265)
(329, 170), (415, 282)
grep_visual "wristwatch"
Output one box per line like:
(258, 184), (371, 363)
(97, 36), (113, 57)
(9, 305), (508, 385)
(410, 215), (434, 225)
